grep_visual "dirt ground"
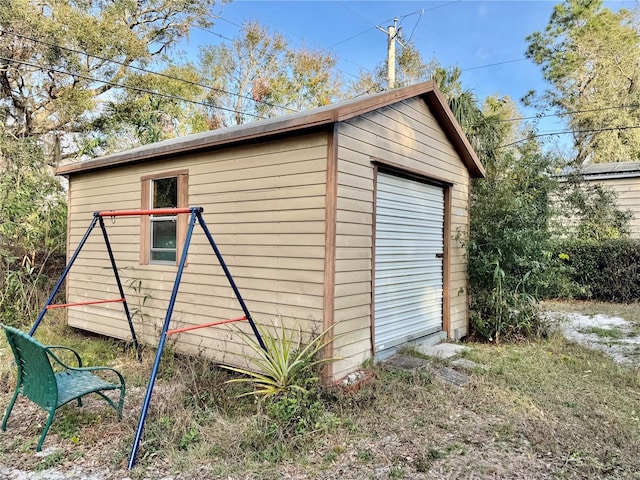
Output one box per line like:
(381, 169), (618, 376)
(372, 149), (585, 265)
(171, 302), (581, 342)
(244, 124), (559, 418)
(1, 308), (639, 480)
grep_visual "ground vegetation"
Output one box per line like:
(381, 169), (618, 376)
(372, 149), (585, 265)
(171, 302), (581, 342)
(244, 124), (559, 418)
(0, 306), (638, 479)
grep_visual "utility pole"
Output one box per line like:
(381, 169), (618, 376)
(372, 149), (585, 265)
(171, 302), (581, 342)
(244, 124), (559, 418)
(378, 18), (402, 90)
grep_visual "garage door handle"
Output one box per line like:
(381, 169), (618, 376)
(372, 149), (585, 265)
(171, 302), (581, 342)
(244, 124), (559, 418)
(435, 253), (444, 258)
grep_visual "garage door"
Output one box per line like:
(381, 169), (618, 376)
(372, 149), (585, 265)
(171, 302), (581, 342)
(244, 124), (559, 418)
(374, 172), (444, 353)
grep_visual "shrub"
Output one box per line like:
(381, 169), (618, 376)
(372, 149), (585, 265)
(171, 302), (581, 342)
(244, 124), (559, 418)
(559, 238), (640, 302)
(222, 321), (338, 439)
(0, 135), (67, 325)
(222, 321), (335, 398)
(469, 259), (546, 342)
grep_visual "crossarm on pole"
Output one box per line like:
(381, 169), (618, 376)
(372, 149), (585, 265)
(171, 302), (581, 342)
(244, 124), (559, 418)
(166, 316), (247, 336)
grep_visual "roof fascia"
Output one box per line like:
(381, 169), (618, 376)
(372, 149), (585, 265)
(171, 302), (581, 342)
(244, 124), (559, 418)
(57, 81), (485, 179)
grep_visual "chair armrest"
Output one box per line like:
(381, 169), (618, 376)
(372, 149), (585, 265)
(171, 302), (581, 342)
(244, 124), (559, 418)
(66, 365), (126, 387)
(46, 345), (83, 368)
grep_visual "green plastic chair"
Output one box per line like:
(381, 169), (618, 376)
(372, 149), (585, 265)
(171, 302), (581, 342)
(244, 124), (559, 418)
(1, 324), (125, 451)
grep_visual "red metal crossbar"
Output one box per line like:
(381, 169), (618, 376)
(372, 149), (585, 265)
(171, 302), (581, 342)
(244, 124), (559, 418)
(166, 316), (247, 336)
(98, 208), (193, 217)
(46, 298), (126, 309)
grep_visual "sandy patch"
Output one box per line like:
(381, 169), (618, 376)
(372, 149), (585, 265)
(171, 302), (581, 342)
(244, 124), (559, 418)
(545, 311), (640, 366)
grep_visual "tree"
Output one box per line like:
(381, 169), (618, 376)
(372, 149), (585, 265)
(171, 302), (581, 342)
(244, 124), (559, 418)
(554, 174), (631, 241)
(0, 0), (218, 322)
(430, 67), (564, 341)
(466, 102), (560, 340)
(259, 46), (343, 114)
(87, 64), (211, 154)
(198, 21), (342, 127)
(0, 0), (218, 155)
(525, 0), (640, 164)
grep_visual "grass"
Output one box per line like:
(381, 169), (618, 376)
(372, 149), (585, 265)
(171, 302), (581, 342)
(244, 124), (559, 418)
(0, 307), (639, 479)
(543, 299), (640, 338)
(579, 325), (626, 339)
(543, 299), (640, 326)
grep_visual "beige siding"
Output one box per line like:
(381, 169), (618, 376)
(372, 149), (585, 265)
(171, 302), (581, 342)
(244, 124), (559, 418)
(553, 176), (640, 238)
(64, 98), (475, 383)
(66, 133), (328, 367)
(332, 98), (471, 379)
(596, 177), (640, 237)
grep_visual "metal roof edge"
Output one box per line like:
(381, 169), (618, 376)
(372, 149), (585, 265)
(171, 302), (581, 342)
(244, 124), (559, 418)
(56, 81), (484, 178)
(582, 171), (640, 181)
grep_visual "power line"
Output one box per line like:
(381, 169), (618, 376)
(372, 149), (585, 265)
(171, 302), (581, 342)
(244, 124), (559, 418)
(501, 124), (640, 148)
(0, 55), (265, 119)
(461, 57), (527, 72)
(405, 9), (424, 43)
(192, 24), (235, 43)
(467, 103), (640, 129)
(328, 26), (375, 50)
(210, 14), (243, 30)
(1, 29), (295, 114)
(200, 15), (366, 86)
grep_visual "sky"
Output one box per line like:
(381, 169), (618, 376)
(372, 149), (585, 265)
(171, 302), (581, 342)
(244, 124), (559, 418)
(180, 0), (636, 150)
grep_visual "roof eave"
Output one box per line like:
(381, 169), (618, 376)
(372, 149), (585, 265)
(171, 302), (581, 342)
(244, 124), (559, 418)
(56, 80), (485, 179)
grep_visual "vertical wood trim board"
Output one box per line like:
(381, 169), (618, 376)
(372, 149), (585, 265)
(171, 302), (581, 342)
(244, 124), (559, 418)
(370, 164), (379, 356)
(442, 185), (452, 336)
(139, 178), (150, 265)
(323, 126), (338, 378)
(177, 172), (190, 262)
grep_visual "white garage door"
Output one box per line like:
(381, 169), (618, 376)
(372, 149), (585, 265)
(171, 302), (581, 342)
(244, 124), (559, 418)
(374, 172), (444, 353)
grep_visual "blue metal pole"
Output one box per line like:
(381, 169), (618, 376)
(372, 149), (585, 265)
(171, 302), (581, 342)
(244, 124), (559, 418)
(29, 214), (100, 336)
(127, 208), (198, 470)
(195, 210), (266, 352)
(98, 217), (141, 361)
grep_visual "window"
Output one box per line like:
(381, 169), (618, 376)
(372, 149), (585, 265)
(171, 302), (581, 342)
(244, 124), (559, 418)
(151, 177), (178, 262)
(140, 170), (188, 265)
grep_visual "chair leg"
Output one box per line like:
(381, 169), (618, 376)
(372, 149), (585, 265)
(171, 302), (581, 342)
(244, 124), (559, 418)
(37, 409), (56, 452)
(2, 390), (20, 431)
(117, 385), (125, 420)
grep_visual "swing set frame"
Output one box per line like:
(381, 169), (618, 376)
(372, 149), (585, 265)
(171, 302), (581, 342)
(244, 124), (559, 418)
(28, 206), (265, 469)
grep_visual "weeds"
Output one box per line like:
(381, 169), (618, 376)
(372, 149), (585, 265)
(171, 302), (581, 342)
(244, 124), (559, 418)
(219, 321), (340, 450)
(0, 303), (639, 479)
(580, 326), (625, 339)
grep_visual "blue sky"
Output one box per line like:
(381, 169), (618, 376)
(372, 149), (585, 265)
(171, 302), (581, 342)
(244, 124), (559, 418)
(181, 0), (635, 149)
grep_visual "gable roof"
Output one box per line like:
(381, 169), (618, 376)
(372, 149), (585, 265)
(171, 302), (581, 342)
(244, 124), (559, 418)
(580, 161), (640, 180)
(558, 161), (640, 181)
(56, 80), (485, 178)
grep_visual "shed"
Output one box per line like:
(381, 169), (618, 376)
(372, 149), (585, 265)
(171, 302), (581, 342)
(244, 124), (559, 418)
(575, 162), (640, 237)
(56, 81), (484, 381)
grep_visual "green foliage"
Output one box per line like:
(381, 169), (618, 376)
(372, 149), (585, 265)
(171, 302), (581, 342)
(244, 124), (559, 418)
(222, 321), (335, 398)
(469, 260), (543, 342)
(89, 64), (211, 153)
(0, 135), (67, 325)
(555, 174), (632, 241)
(1, 0), (218, 142)
(525, 0), (640, 163)
(348, 41), (437, 94)
(263, 46), (343, 113)
(579, 326), (625, 339)
(558, 238), (640, 302)
(199, 21), (342, 127)
(263, 389), (329, 438)
(222, 321), (338, 444)
(455, 91), (562, 341)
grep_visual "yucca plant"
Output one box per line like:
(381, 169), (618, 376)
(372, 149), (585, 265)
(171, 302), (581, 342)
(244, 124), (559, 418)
(221, 320), (336, 398)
